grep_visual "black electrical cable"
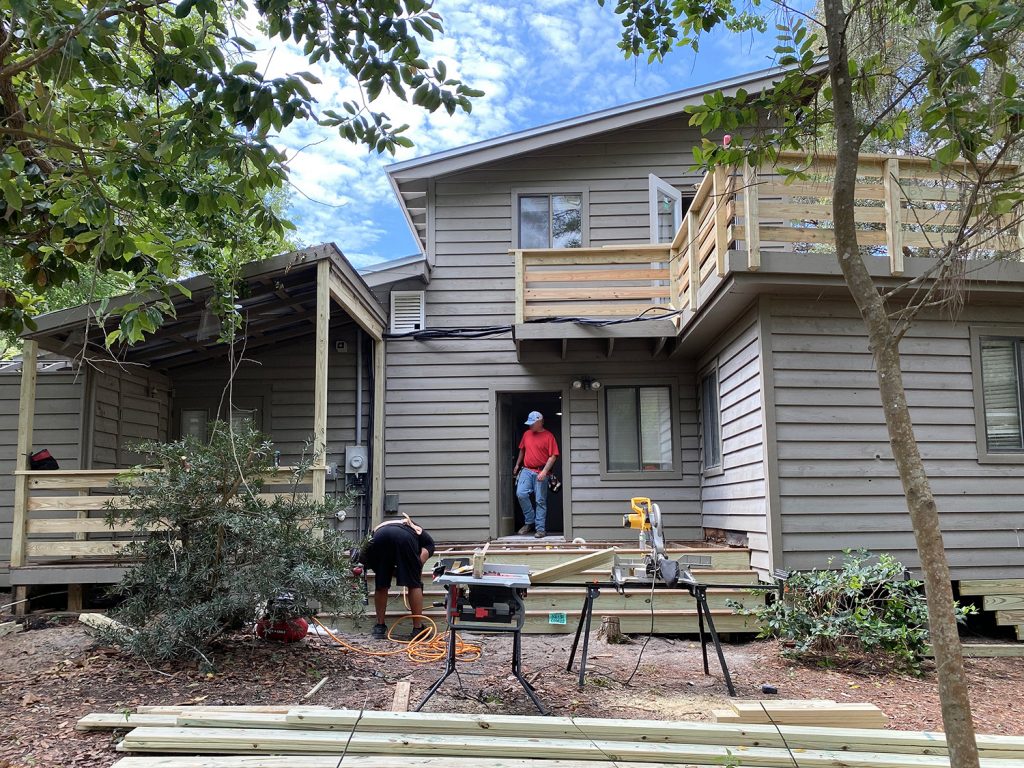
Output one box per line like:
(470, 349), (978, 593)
(622, 575), (658, 687)
(759, 701), (801, 768)
(383, 306), (684, 341)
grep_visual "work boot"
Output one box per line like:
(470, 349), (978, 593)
(371, 623), (387, 640)
(534, 530), (546, 538)
(517, 524), (534, 535)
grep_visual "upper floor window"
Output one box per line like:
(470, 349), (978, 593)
(979, 336), (1024, 452)
(605, 385), (675, 473)
(649, 175), (683, 244)
(699, 366), (722, 472)
(518, 193), (583, 248)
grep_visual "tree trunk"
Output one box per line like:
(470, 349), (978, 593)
(820, 0), (979, 764)
(598, 615), (625, 643)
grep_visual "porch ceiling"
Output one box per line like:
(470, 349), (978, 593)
(24, 244), (386, 372)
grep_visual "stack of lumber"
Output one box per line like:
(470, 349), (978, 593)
(76, 705), (1024, 767)
(960, 579), (1024, 642)
(712, 699), (888, 728)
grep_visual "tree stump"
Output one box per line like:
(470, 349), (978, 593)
(597, 615), (627, 644)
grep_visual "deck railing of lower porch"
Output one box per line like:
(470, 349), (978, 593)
(9, 466), (326, 568)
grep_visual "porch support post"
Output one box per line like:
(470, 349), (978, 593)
(743, 160), (760, 271)
(371, 337), (385, 528)
(10, 341), (37, 612)
(687, 209), (700, 311)
(713, 166), (730, 277)
(883, 158), (904, 276)
(313, 259), (330, 502)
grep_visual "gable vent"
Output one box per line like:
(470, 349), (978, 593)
(390, 290), (426, 334)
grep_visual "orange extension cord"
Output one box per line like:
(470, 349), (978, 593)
(310, 614), (482, 664)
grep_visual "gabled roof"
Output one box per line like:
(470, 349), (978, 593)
(386, 64), (808, 249)
(359, 254), (430, 288)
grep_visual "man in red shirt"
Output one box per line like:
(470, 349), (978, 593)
(513, 410), (560, 538)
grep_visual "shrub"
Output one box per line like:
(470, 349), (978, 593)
(104, 424), (364, 665)
(743, 549), (974, 673)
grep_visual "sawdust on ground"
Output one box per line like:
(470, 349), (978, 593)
(1, 614), (1022, 768)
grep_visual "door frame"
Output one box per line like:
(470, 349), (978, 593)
(488, 382), (573, 540)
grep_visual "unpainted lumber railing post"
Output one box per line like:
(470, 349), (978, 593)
(513, 249), (525, 325)
(884, 158), (904, 276)
(713, 166), (730, 277)
(313, 259), (330, 502)
(743, 160), (761, 271)
(687, 209), (700, 311)
(11, 340), (37, 614)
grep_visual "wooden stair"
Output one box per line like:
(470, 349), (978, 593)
(353, 542), (764, 635)
(959, 579), (1024, 642)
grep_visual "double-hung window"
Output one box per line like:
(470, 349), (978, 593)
(604, 385), (675, 473)
(699, 367), (722, 472)
(978, 336), (1024, 453)
(517, 193), (584, 248)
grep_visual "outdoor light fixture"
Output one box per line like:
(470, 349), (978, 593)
(572, 377), (602, 391)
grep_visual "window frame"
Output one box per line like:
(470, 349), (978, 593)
(699, 361), (724, 477)
(648, 173), (683, 244)
(970, 325), (1024, 463)
(597, 379), (682, 481)
(511, 185), (590, 249)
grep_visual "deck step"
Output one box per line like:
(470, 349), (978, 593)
(959, 578), (1024, 646)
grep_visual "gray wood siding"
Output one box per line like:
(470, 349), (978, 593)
(384, 114), (705, 541)
(767, 298), (1024, 579)
(170, 322), (368, 537)
(88, 363), (171, 468)
(698, 310), (769, 571)
(0, 371), (84, 587)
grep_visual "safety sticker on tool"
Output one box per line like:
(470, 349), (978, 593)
(548, 612), (567, 625)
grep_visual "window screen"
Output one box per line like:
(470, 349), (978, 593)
(980, 337), (1024, 451)
(518, 193), (582, 248)
(605, 385), (674, 472)
(700, 369), (722, 470)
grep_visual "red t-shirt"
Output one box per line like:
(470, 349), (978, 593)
(519, 428), (559, 471)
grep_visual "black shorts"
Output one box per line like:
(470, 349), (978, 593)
(364, 525), (423, 591)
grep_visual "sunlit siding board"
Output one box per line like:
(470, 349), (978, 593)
(768, 298), (1024, 579)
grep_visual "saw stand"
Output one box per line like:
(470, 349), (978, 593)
(565, 575), (782, 697)
(416, 565), (548, 715)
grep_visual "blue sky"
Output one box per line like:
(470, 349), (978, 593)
(247, 1), (789, 268)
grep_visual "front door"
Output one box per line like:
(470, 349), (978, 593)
(496, 391), (564, 536)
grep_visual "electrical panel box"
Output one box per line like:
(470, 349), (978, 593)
(345, 445), (367, 475)
(325, 461), (339, 481)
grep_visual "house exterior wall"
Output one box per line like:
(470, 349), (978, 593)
(697, 306), (771, 572)
(765, 296), (1024, 580)
(170, 320), (369, 537)
(383, 114), (707, 542)
(0, 369), (84, 587)
(86, 363), (171, 468)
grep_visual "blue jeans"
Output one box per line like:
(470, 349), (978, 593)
(516, 468), (548, 532)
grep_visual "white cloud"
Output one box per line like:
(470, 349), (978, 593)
(236, 0), (783, 266)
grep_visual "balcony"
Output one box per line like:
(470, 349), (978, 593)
(513, 152), (1021, 343)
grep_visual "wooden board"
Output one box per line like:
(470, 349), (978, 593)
(77, 713), (179, 731)
(529, 549), (617, 584)
(726, 700), (887, 728)
(391, 681), (412, 713)
(981, 595), (1024, 611)
(115, 726), (1002, 767)
(995, 610), (1024, 626)
(959, 579), (1024, 596)
(925, 643), (1024, 658)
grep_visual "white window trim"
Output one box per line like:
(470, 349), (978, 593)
(390, 290), (426, 334)
(511, 184), (590, 249)
(649, 173), (683, 244)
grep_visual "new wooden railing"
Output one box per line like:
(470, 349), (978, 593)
(514, 245), (677, 322)
(511, 152), (1020, 328)
(9, 466), (325, 567)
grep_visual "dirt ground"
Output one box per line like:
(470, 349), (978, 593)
(1, 612), (1023, 768)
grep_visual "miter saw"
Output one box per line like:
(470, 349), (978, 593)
(612, 497), (712, 590)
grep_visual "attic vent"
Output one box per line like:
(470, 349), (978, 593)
(390, 290), (425, 334)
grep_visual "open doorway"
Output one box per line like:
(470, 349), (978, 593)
(496, 392), (565, 537)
